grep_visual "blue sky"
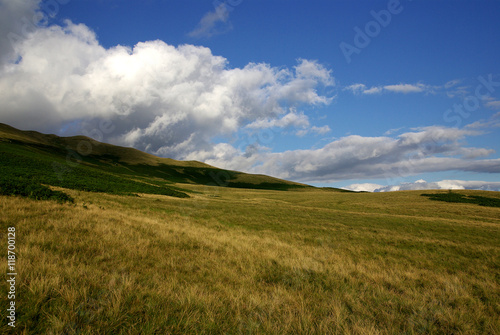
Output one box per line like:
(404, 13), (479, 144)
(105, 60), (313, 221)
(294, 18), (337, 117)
(1, 0), (499, 191)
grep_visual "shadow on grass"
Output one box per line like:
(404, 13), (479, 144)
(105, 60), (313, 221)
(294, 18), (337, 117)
(421, 191), (500, 208)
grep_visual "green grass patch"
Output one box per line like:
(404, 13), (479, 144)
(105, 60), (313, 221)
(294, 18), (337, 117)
(0, 143), (189, 198)
(0, 176), (74, 203)
(0, 138), (306, 194)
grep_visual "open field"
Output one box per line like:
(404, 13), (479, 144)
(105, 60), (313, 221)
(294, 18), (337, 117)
(1, 187), (499, 334)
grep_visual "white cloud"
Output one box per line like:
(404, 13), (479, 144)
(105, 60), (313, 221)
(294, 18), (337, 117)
(344, 179), (500, 192)
(345, 83), (429, 95)
(465, 112), (500, 130)
(384, 127), (404, 136)
(188, 3), (232, 38)
(0, 0), (40, 63)
(197, 125), (500, 183)
(363, 86), (383, 94)
(245, 109), (330, 137)
(0, 12), (334, 160)
(344, 83), (382, 95)
(246, 110), (310, 130)
(342, 183), (383, 192)
(383, 83), (427, 94)
(345, 80), (489, 97)
(295, 58), (334, 86)
(344, 83), (366, 94)
(346, 78), (498, 101)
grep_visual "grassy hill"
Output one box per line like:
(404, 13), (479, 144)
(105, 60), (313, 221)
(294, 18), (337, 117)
(1, 123), (499, 334)
(0, 123), (312, 201)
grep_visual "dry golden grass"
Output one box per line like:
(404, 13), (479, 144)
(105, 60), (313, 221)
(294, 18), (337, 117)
(1, 187), (499, 334)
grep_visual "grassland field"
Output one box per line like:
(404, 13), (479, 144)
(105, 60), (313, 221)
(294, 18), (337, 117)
(1, 185), (499, 334)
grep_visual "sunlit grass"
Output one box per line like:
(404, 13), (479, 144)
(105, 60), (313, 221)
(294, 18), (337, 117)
(1, 187), (499, 334)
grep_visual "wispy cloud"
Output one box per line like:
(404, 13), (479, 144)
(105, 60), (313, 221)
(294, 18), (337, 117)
(346, 77), (500, 103)
(345, 83), (430, 95)
(383, 83), (427, 94)
(363, 86), (383, 94)
(246, 111), (310, 130)
(486, 100), (500, 109)
(443, 79), (471, 98)
(296, 125), (331, 137)
(444, 79), (462, 89)
(465, 112), (500, 129)
(188, 3), (232, 38)
(344, 83), (366, 94)
(384, 127), (404, 136)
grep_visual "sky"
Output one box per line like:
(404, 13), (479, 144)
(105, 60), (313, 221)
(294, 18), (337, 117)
(1, 0), (500, 192)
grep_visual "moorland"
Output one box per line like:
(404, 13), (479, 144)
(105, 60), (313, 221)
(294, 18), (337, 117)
(1, 123), (499, 334)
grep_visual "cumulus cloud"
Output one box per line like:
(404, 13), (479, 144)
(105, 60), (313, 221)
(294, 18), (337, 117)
(188, 3), (232, 38)
(0, 11), (334, 159)
(196, 125), (500, 183)
(345, 179), (500, 192)
(0, 0), (40, 63)
(295, 58), (334, 87)
(343, 183), (383, 192)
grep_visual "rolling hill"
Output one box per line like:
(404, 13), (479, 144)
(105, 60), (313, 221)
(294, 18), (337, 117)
(0, 122), (313, 200)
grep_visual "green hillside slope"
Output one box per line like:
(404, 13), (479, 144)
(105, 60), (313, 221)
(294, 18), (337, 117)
(0, 123), (314, 200)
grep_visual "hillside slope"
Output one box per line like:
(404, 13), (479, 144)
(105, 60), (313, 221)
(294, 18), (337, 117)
(0, 123), (312, 195)
(0, 123), (212, 168)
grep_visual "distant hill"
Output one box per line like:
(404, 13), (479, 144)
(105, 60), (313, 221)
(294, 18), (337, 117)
(0, 123), (317, 198)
